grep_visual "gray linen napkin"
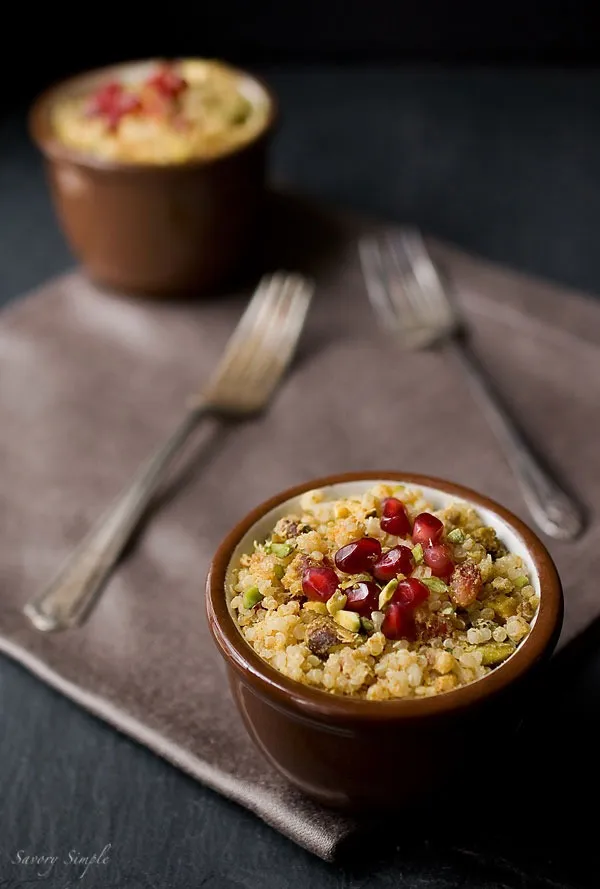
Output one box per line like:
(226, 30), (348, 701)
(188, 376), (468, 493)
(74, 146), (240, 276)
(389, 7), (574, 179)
(1, 196), (599, 861)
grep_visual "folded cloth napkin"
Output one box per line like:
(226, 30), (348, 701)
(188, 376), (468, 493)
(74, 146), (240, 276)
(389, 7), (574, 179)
(1, 195), (599, 861)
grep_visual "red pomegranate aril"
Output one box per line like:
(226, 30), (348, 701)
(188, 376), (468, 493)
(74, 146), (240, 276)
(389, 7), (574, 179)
(86, 81), (123, 117)
(392, 578), (430, 610)
(423, 544), (454, 578)
(372, 545), (414, 582)
(147, 65), (188, 98)
(302, 566), (339, 602)
(380, 497), (411, 537)
(334, 537), (381, 574)
(345, 581), (380, 617)
(412, 512), (444, 546)
(87, 81), (143, 131)
(381, 603), (415, 640)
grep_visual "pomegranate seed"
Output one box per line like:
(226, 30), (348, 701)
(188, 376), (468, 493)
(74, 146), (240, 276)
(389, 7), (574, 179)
(86, 81), (123, 116)
(423, 543), (454, 578)
(334, 537), (381, 574)
(372, 545), (414, 582)
(302, 566), (339, 602)
(381, 603), (415, 640)
(87, 81), (142, 131)
(393, 578), (430, 610)
(345, 581), (380, 617)
(412, 512), (444, 546)
(380, 497), (411, 537)
(147, 64), (188, 98)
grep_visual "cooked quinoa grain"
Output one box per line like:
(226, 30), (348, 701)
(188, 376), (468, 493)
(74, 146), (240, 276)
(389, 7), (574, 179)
(52, 60), (270, 164)
(230, 485), (539, 700)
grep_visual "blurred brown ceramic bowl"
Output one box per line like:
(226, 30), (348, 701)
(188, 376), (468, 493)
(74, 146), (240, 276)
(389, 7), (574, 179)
(29, 59), (277, 298)
(206, 472), (563, 812)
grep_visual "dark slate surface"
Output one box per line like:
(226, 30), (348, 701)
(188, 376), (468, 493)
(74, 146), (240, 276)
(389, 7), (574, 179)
(0, 66), (598, 889)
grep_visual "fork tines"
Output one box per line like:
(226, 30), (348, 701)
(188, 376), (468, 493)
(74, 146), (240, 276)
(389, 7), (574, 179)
(201, 271), (314, 413)
(359, 230), (456, 350)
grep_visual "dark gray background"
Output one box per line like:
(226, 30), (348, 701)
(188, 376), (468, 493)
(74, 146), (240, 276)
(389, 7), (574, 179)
(1, 66), (600, 889)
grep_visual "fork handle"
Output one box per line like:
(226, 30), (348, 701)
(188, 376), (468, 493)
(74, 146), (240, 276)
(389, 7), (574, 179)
(447, 338), (584, 541)
(23, 405), (206, 632)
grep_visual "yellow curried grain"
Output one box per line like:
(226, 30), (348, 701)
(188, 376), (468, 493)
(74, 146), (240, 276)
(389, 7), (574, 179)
(51, 59), (270, 164)
(230, 484), (538, 700)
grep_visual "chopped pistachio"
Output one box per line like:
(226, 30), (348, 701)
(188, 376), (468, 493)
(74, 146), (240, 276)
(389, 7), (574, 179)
(471, 526), (507, 559)
(360, 617), (375, 634)
(326, 590), (348, 615)
(440, 604), (455, 616)
(371, 610), (385, 632)
(304, 601), (328, 614)
(422, 577), (448, 594)
(334, 610), (361, 633)
(339, 573), (372, 590)
(378, 578), (398, 610)
(488, 594), (518, 620)
(514, 575), (529, 589)
(268, 542), (294, 558)
(242, 586), (263, 609)
(479, 642), (515, 666)
(273, 564), (285, 579)
(447, 528), (465, 544)
(412, 543), (424, 564)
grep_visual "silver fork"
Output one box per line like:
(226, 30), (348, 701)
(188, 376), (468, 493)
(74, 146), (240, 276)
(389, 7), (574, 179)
(360, 229), (584, 541)
(24, 271), (314, 632)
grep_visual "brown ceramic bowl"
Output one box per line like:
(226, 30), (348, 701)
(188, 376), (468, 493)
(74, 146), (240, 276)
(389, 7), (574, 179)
(29, 60), (277, 298)
(206, 472), (563, 811)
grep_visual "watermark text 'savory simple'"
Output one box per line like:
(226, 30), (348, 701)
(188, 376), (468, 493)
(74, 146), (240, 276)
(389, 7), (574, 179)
(11, 844), (111, 879)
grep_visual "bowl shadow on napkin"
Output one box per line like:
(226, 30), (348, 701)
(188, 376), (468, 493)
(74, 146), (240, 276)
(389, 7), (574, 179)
(335, 621), (600, 887)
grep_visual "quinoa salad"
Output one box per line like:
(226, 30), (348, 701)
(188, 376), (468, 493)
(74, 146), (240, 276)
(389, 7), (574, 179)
(230, 484), (539, 700)
(51, 59), (270, 164)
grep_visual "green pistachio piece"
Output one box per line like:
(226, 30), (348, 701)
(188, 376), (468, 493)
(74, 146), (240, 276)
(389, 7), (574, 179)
(326, 590), (348, 615)
(371, 611), (385, 632)
(479, 642), (515, 666)
(339, 573), (372, 589)
(412, 543), (424, 564)
(514, 575), (529, 589)
(304, 601), (328, 615)
(269, 542), (294, 558)
(334, 610), (361, 633)
(273, 564), (285, 579)
(360, 617), (375, 634)
(447, 528), (465, 544)
(488, 594), (518, 620)
(378, 578), (399, 610)
(242, 586), (263, 609)
(422, 577), (449, 594)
